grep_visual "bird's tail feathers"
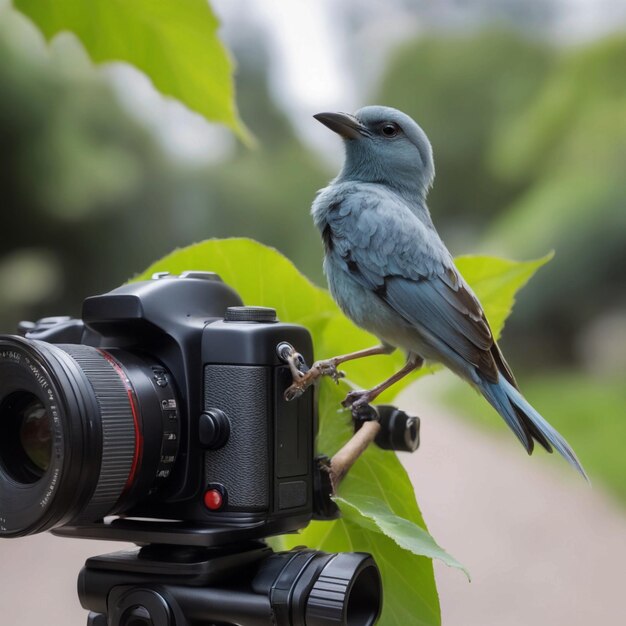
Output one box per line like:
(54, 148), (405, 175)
(478, 375), (588, 480)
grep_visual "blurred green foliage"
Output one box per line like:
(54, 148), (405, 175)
(0, 7), (188, 330)
(0, 7), (328, 332)
(486, 36), (626, 364)
(3, 17), (623, 369)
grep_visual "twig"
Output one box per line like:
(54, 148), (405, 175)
(329, 420), (381, 492)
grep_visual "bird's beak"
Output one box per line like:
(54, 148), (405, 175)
(313, 112), (368, 140)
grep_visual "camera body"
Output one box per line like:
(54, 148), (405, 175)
(0, 271), (317, 542)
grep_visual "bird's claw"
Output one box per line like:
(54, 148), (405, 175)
(282, 356), (345, 402)
(341, 390), (378, 421)
(284, 384), (305, 402)
(288, 353), (309, 381)
(341, 389), (372, 409)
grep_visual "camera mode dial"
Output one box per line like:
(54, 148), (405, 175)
(151, 270), (222, 282)
(224, 306), (277, 323)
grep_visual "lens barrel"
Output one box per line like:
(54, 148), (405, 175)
(0, 336), (179, 537)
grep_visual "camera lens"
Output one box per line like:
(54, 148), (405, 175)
(0, 391), (52, 482)
(0, 336), (180, 537)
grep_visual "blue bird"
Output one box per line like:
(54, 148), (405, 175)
(288, 105), (586, 477)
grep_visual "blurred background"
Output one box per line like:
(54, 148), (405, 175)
(0, 0), (625, 624)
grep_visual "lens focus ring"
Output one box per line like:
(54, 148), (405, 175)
(60, 344), (136, 522)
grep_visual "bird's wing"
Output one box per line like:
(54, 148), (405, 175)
(324, 187), (517, 387)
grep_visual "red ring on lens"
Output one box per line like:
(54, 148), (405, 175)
(98, 351), (143, 493)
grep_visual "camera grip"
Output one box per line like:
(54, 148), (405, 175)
(203, 365), (270, 510)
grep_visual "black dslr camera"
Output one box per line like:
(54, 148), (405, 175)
(0, 271), (320, 540)
(0, 272), (419, 625)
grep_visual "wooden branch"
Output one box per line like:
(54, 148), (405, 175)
(329, 420), (381, 492)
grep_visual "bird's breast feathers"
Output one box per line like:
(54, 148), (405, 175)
(312, 182), (453, 279)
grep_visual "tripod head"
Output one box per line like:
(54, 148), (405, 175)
(80, 541), (381, 626)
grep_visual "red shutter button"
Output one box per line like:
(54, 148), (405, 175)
(203, 488), (224, 511)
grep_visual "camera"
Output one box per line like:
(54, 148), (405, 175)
(0, 270), (321, 541)
(0, 271), (418, 625)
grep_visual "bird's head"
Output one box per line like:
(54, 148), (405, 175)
(314, 105), (435, 197)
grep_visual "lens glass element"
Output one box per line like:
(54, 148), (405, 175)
(0, 391), (52, 483)
(19, 396), (52, 473)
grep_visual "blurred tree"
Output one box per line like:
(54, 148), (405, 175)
(0, 10), (187, 330)
(3, 9), (624, 374)
(486, 36), (626, 366)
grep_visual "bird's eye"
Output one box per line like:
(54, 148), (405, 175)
(381, 123), (399, 138)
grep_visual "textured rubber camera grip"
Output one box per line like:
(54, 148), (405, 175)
(203, 365), (270, 510)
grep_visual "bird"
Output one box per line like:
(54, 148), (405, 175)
(286, 105), (586, 478)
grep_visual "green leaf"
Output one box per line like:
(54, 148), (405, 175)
(335, 495), (469, 577)
(134, 238), (551, 626)
(455, 252), (554, 340)
(13, 0), (251, 142)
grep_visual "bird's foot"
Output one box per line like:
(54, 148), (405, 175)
(284, 359), (345, 401)
(341, 390), (379, 421)
(279, 344), (345, 401)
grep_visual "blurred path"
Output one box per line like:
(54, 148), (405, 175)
(0, 534), (135, 625)
(398, 388), (626, 626)
(1, 394), (625, 625)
